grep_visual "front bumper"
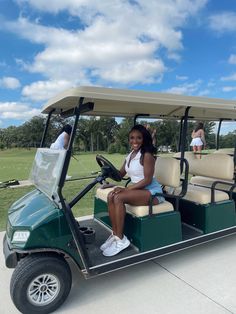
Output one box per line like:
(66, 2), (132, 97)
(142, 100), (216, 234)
(3, 234), (18, 268)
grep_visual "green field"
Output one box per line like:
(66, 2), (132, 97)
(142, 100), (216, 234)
(0, 149), (125, 231)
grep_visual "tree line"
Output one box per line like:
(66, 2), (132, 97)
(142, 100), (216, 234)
(0, 115), (235, 153)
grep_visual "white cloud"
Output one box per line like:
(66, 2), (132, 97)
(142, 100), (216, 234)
(165, 80), (202, 95)
(176, 75), (188, 81)
(167, 52), (181, 62)
(207, 80), (216, 87)
(197, 89), (210, 96)
(228, 54), (236, 64)
(222, 86), (236, 92)
(22, 80), (76, 101)
(4, 0), (207, 101)
(18, 0), (208, 23)
(93, 59), (166, 84)
(0, 77), (21, 89)
(0, 102), (41, 120)
(221, 73), (236, 81)
(208, 12), (236, 32)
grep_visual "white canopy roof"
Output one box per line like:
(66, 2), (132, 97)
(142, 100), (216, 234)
(42, 86), (236, 120)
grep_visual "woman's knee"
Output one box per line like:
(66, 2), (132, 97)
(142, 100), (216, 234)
(107, 191), (115, 202)
(113, 193), (125, 204)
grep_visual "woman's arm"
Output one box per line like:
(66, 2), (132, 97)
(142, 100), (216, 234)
(119, 161), (127, 178)
(112, 161), (127, 193)
(127, 153), (155, 190)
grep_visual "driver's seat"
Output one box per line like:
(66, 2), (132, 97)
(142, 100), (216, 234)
(96, 157), (181, 216)
(96, 185), (174, 216)
(94, 157), (185, 252)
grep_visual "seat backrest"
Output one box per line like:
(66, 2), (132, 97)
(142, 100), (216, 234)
(173, 151), (196, 161)
(173, 151), (196, 173)
(154, 157), (180, 188)
(190, 153), (234, 181)
(213, 148), (234, 155)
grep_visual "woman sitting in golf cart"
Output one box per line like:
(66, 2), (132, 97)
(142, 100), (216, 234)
(50, 124), (72, 150)
(101, 124), (164, 257)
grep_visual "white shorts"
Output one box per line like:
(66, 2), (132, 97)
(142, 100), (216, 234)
(190, 137), (203, 146)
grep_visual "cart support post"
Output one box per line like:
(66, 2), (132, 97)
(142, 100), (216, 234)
(40, 109), (55, 148)
(179, 106), (190, 172)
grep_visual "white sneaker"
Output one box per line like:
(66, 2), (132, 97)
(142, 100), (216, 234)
(100, 233), (115, 251)
(103, 235), (130, 257)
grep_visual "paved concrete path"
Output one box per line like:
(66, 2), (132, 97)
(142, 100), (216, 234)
(1, 231), (236, 314)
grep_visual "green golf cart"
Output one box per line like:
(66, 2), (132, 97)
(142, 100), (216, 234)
(3, 86), (236, 313)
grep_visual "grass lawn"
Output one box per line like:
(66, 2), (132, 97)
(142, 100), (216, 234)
(0, 148), (37, 182)
(0, 149), (125, 231)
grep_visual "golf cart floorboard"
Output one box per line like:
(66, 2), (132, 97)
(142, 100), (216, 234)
(79, 219), (138, 266)
(79, 219), (202, 267)
(182, 223), (203, 239)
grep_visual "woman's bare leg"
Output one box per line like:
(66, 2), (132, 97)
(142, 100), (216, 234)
(107, 191), (117, 234)
(192, 145), (197, 153)
(197, 145), (202, 159)
(111, 200), (126, 238)
(111, 189), (158, 238)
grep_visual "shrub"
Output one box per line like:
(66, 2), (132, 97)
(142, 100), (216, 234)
(119, 146), (127, 154)
(108, 143), (117, 154)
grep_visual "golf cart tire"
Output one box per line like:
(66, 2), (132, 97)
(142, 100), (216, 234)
(10, 253), (72, 314)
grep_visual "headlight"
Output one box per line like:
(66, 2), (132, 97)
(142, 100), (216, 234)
(12, 230), (30, 243)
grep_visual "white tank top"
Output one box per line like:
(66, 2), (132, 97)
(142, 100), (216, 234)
(125, 150), (144, 183)
(50, 132), (65, 150)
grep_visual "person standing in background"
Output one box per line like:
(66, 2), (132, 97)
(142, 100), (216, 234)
(190, 122), (206, 158)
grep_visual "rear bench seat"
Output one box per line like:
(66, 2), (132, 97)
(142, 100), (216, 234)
(214, 148), (234, 154)
(94, 157), (187, 252)
(177, 153), (236, 233)
(190, 150), (236, 193)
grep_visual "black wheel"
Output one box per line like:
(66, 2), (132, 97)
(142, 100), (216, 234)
(96, 154), (122, 182)
(10, 253), (72, 314)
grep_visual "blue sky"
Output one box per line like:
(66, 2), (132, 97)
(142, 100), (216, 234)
(1, 0), (236, 129)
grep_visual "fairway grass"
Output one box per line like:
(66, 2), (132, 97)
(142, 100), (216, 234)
(0, 149), (125, 231)
(0, 148), (36, 182)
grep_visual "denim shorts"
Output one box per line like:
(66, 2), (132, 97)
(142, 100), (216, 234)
(144, 178), (165, 204)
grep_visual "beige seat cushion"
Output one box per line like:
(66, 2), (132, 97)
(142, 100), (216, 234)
(173, 151), (197, 173)
(155, 157), (180, 187)
(190, 154), (234, 181)
(213, 148), (234, 155)
(96, 186), (117, 202)
(96, 187), (173, 217)
(190, 176), (235, 192)
(173, 151), (196, 162)
(125, 202), (173, 217)
(175, 185), (229, 204)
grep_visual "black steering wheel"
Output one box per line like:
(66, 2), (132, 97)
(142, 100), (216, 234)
(96, 155), (122, 182)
